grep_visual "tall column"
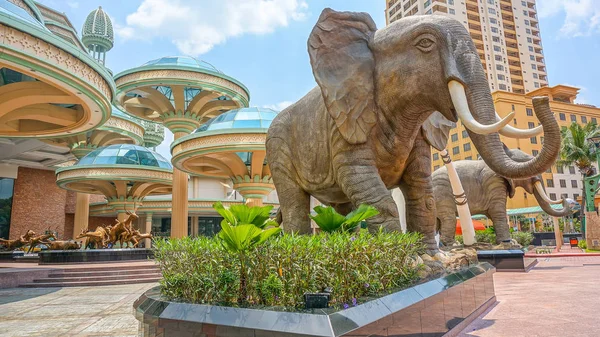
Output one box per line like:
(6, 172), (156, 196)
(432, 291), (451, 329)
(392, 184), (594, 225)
(190, 177), (199, 237)
(441, 150), (476, 246)
(171, 131), (189, 238)
(144, 213), (153, 248)
(73, 193), (90, 240)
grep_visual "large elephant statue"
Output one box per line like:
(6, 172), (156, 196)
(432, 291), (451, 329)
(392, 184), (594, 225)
(265, 9), (560, 250)
(434, 149), (572, 245)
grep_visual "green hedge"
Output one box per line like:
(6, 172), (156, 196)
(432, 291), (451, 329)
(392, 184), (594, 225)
(154, 230), (425, 309)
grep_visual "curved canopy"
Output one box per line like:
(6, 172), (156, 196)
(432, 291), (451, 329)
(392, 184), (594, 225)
(195, 107), (278, 132)
(76, 144), (171, 169)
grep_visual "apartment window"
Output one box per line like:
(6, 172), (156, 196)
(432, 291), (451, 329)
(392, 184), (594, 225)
(434, 165), (440, 171)
(534, 82), (540, 88)
(569, 166), (575, 174)
(498, 74), (505, 80)
(531, 64), (537, 70)
(574, 193), (580, 200)
(592, 117), (597, 124)
(493, 45), (501, 52)
(546, 179), (554, 188)
(559, 113), (566, 121)
(499, 84), (507, 90)
(424, 0), (431, 7)
(463, 143), (471, 151)
(533, 73), (538, 79)
(526, 28), (531, 34)
(433, 153), (439, 160)
(527, 37), (532, 43)
(448, 0), (454, 4)
(530, 136), (537, 144)
(523, 10), (528, 15)
(525, 20), (530, 26)
(532, 149), (538, 156)
(522, 1), (526, 5)
(550, 193), (557, 200)
(462, 130), (469, 138)
(582, 116), (588, 123)
(465, 156), (472, 160)
(559, 179), (566, 188)
(526, 108), (533, 116)
(453, 146), (460, 155)
(493, 36), (500, 43)
(488, 8), (496, 14)
(557, 166), (564, 174)
(491, 27), (499, 33)
(490, 18), (497, 24)
(495, 54), (502, 61)
(496, 64), (504, 71)
(530, 55), (535, 60)
(571, 180), (578, 188)
(561, 193), (568, 199)
(488, 0), (495, 4)
(451, 133), (458, 142)
(528, 122), (535, 129)
(571, 114), (576, 122)
(449, 8), (455, 14)
(528, 46), (534, 52)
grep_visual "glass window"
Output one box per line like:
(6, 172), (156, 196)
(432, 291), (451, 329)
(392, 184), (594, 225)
(592, 117), (597, 124)
(462, 130), (469, 138)
(531, 64), (537, 70)
(448, 0), (454, 4)
(559, 113), (566, 121)
(582, 116), (588, 123)
(496, 64), (504, 71)
(433, 153), (439, 160)
(490, 18), (497, 24)
(488, 8), (496, 14)
(529, 46), (534, 52)
(465, 156), (472, 160)
(491, 27), (498, 33)
(498, 74), (505, 80)
(0, 178), (14, 239)
(559, 179), (566, 188)
(557, 166), (564, 174)
(235, 110), (260, 120)
(569, 166), (576, 174)
(561, 193), (569, 199)
(463, 143), (471, 151)
(528, 122), (535, 129)
(233, 120), (262, 128)
(534, 82), (540, 88)
(546, 179), (554, 188)
(495, 54), (502, 61)
(550, 193), (557, 200)
(574, 193), (579, 200)
(451, 133), (458, 142)
(526, 108), (533, 116)
(530, 137), (537, 144)
(532, 149), (538, 156)
(570, 115), (576, 122)
(494, 45), (501, 52)
(453, 146), (460, 155)
(571, 180), (578, 188)
(449, 8), (455, 14)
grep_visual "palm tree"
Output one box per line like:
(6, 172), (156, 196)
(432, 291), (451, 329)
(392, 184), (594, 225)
(557, 122), (600, 218)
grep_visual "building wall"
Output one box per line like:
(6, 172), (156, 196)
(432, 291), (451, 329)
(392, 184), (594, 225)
(385, 0), (547, 94)
(430, 85), (600, 210)
(9, 167), (67, 239)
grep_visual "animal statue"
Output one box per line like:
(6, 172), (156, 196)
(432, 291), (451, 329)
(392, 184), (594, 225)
(26, 233), (56, 253)
(124, 229), (153, 248)
(433, 149), (573, 245)
(265, 9), (560, 250)
(0, 230), (36, 251)
(108, 211), (139, 247)
(41, 240), (80, 250)
(75, 226), (109, 249)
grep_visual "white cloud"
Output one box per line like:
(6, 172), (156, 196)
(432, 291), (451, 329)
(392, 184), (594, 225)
(116, 0), (308, 55)
(537, 0), (600, 37)
(263, 100), (294, 111)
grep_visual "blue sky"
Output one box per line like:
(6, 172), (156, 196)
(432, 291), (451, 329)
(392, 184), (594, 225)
(37, 0), (600, 158)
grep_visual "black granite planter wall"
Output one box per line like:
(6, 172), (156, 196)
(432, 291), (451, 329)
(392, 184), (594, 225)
(134, 263), (496, 337)
(38, 248), (153, 264)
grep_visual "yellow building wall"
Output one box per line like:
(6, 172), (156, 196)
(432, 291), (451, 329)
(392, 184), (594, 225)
(431, 85), (600, 210)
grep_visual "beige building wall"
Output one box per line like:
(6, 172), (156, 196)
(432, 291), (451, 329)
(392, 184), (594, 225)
(385, 0), (547, 94)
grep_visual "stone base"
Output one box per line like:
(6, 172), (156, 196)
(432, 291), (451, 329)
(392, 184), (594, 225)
(134, 263), (496, 337)
(0, 251), (24, 261)
(38, 248), (153, 265)
(585, 212), (600, 250)
(477, 250), (530, 272)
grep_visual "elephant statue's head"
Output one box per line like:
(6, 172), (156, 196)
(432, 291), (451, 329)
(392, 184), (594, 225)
(308, 9), (559, 179)
(503, 148), (573, 217)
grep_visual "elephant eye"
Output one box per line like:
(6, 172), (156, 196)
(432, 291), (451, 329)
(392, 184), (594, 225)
(416, 37), (435, 52)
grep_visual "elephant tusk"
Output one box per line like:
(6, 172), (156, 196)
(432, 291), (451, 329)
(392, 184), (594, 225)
(448, 81), (514, 135)
(534, 181), (563, 205)
(497, 112), (544, 138)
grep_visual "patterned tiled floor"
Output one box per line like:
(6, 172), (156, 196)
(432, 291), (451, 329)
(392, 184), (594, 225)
(0, 282), (156, 337)
(458, 256), (600, 337)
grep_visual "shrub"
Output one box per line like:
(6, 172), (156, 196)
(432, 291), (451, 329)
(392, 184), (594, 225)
(511, 231), (534, 247)
(475, 227), (496, 244)
(455, 235), (463, 245)
(153, 230), (425, 309)
(578, 239), (587, 250)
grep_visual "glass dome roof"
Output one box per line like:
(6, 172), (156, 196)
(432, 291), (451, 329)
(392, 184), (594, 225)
(141, 56), (222, 74)
(194, 107), (279, 133)
(76, 144), (172, 169)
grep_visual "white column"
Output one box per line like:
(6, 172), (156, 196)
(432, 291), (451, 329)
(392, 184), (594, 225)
(144, 213), (153, 248)
(440, 150), (476, 246)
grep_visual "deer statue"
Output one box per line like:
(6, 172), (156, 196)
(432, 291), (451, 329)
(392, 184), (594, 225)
(27, 232), (56, 253)
(75, 226), (109, 249)
(108, 211), (139, 248)
(0, 230), (36, 251)
(41, 240), (81, 250)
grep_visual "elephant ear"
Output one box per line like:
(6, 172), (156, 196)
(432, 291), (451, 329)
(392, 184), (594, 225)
(421, 111), (456, 151)
(308, 8), (377, 144)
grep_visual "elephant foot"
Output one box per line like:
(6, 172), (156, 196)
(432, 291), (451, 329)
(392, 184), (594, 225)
(367, 217), (402, 233)
(423, 236), (439, 254)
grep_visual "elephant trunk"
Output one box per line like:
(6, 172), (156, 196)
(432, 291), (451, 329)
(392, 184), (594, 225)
(454, 52), (560, 179)
(533, 184), (572, 217)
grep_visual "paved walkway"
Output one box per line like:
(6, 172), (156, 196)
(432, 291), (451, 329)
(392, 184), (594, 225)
(458, 256), (600, 337)
(0, 282), (156, 337)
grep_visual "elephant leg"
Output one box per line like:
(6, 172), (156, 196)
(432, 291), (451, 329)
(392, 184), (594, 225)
(334, 151), (400, 232)
(488, 199), (510, 243)
(439, 214), (458, 246)
(399, 136), (437, 251)
(331, 202), (354, 216)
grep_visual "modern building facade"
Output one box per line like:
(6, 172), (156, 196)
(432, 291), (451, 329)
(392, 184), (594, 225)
(385, 0), (547, 94)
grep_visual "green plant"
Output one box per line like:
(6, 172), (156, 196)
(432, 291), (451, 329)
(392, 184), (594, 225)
(579, 239), (587, 250)
(535, 247), (553, 254)
(153, 230), (425, 309)
(511, 231), (534, 247)
(454, 235), (463, 245)
(475, 227), (496, 244)
(310, 204), (379, 233)
(214, 202), (281, 304)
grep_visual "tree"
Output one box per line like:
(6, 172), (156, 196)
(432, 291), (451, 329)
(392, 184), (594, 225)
(558, 122), (600, 216)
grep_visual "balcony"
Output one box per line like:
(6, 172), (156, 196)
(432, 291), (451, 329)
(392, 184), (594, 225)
(505, 32), (517, 40)
(514, 89), (525, 94)
(469, 23), (482, 32)
(432, 5), (448, 13)
(466, 3), (478, 12)
(501, 4), (512, 12)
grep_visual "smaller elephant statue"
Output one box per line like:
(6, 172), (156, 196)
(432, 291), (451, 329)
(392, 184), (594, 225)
(433, 148), (572, 245)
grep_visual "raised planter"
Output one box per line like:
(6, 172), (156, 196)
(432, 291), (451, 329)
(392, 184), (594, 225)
(134, 263), (496, 337)
(38, 248), (153, 264)
(477, 250), (536, 272)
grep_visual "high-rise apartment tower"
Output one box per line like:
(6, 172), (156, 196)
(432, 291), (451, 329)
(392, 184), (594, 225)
(385, 0), (548, 94)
